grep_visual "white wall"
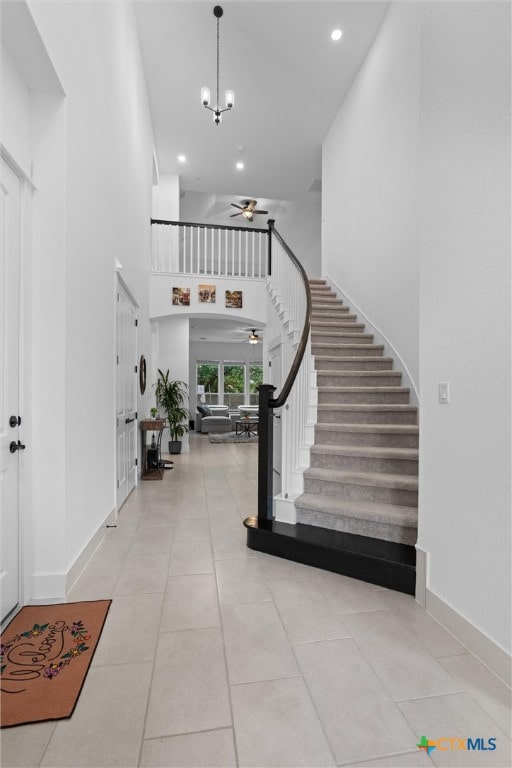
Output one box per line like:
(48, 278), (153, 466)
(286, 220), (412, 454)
(154, 316), (190, 451)
(321, 0), (511, 659)
(21, 0), (155, 594)
(149, 274), (267, 323)
(322, 2), (420, 390)
(418, 1), (511, 655)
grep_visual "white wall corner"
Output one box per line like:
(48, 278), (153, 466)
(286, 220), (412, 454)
(65, 508), (114, 594)
(274, 493), (297, 524)
(426, 589), (512, 688)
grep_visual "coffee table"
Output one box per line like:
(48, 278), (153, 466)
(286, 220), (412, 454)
(235, 420), (258, 438)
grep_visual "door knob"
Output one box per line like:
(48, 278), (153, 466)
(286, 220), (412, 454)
(9, 415), (21, 428)
(10, 441), (26, 453)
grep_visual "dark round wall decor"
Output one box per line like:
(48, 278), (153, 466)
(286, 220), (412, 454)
(139, 354), (147, 395)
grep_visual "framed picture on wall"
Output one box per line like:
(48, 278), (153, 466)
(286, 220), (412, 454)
(225, 290), (242, 309)
(199, 284), (216, 303)
(172, 287), (190, 306)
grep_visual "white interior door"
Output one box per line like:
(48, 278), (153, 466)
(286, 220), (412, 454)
(116, 281), (137, 509)
(1, 158), (22, 623)
(269, 342), (282, 494)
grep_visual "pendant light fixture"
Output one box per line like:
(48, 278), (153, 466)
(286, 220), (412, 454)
(201, 6), (234, 126)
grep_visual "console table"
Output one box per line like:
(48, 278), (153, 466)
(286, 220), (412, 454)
(140, 419), (165, 480)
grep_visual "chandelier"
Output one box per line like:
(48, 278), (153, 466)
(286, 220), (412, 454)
(201, 6), (234, 126)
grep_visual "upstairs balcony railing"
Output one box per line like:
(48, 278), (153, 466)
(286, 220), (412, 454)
(151, 219), (268, 278)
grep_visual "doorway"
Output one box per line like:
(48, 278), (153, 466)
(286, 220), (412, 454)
(115, 279), (138, 509)
(0, 157), (22, 623)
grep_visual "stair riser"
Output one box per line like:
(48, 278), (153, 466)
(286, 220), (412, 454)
(310, 453), (418, 476)
(316, 359), (393, 370)
(312, 334), (373, 345)
(303, 477), (418, 506)
(313, 346), (383, 358)
(318, 390), (410, 405)
(311, 314), (358, 322)
(310, 292), (338, 299)
(312, 306), (350, 315)
(317, 373), (402, 387)
(295, 508), (417, 546)
(317, 408), (417, 425)
(312, 320), (362, 328)
(314, 427), (419, 449)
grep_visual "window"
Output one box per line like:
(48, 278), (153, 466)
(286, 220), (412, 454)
(197, 362), (219, 405)
(249, 363), (263, 404)
(223, 363), (244, 409)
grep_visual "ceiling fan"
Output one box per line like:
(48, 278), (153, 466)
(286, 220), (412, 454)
(233, 327), (263, 344)
(230, 199), (268, 222)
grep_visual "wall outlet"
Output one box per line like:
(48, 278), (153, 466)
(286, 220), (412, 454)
(438, 382), (450, 403)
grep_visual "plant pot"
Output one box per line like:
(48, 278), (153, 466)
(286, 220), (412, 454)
(168, 440), (182, 454)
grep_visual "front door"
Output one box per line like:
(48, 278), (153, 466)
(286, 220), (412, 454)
(116, 281), (138, 509)
(0, 158), (22, 623)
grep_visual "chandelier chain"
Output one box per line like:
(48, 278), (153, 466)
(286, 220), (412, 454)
(216, 16), (220, 109)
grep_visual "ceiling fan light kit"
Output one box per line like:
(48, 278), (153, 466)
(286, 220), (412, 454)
(201, 6), (233, 126)
(230, 199), (269, 222)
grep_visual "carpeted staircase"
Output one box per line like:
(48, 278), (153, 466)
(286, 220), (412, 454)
(295, 279), (418, 546)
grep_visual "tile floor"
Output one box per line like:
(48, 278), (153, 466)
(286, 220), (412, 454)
(2, 434), (511, 767)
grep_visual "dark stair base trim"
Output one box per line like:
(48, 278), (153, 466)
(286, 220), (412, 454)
(244, 518), (416, 595)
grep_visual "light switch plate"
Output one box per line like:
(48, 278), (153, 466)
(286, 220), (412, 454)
(438, 382), (450, 403)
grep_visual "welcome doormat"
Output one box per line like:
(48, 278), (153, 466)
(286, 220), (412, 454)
(1, 599), (111, 728)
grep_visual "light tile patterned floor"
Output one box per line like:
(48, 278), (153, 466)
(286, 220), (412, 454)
(2, 434), (510, 767)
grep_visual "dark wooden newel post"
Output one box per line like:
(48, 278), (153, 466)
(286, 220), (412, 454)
(257, 383), (276, 529)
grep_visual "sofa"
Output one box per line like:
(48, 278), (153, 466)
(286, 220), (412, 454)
(195, 405), (232, 434)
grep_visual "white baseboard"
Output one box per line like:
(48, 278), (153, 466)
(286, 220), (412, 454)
(30, 572), (67, 601)
(66, 508), (114, 593)
(415, 545), (428, 607)
(30, 510), (113, 600)
(426, 589), (511, 687)
(325, 273), (419, 406)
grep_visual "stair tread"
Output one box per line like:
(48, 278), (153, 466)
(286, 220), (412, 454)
(295, 493), (418, 528)
(304, 466), (418, 490)
(316, 423), (419, 433)
(311, 444), (418, 459)
(317, 404), (417, 412)
(318, 386), (410, 393)
(315, 355), (393, 361)
(312, 332), (374, 338)
(313, 344), (384, 351)
(317, 371), (402, 377)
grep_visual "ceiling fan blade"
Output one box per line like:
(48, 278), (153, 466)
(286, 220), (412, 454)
(230, 203), (244, 210)
(252, 210), (268, 215)
(230, 212), (243, 217)
(247, 200), (257, 211)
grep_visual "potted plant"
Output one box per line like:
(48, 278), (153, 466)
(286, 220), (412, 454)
(150, 407), (159, 419)
(154, 369), (189, 454)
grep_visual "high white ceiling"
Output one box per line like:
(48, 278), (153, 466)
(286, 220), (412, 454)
(135, 0), (389, 203)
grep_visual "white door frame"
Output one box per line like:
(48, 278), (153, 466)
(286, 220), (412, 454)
(115, 272), (139, 512)
(0, 148), (33, 623)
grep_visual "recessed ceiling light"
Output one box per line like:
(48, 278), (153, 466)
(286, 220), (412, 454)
(331, 29), (342, 41)
(178, 154), (186, 163)
(236, 162), (244, 170)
